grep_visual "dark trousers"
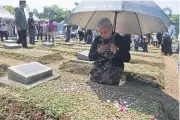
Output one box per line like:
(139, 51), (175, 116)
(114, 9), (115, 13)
(153, 41), (158, 47)
(37, 30), (43, 40)
(84, 33), (88, 42)
(17, 30), (28, 48)
(143, 42), (148, 52)
(29, 29), (35, 45)
(163, 39), (172, 55)
(0, 31), (8, 41)
(86, 35), (93, 44)
(163, 40), (169, 55)
(65, 34), (70, 42)
(161, 45), (164, 53)
(168, 40), (172, 55)
(45, 33), (47, 41)
(78, 31), (84, 41)
(134, 41), (139, 51)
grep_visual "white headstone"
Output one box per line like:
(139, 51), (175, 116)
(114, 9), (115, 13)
(3, 43), (22, 49)
(55, 35), (64, 39)
(43, 42), (54, 47)
(63, 42), (74, 46)
(79, 41), (86, 44)
(3, 40), (17, 43)
(77, 51), (89, 61)
(8, 62), (53, 85)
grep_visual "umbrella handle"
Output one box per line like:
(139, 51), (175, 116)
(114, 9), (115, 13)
(112, 11), (118, 43)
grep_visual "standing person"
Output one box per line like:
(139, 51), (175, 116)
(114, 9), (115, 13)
(14, 0), (28, 48)
(156, 32), (163, 48)
(162, 32), (171, 55)
(65, 25), (71, 42)
(86, 29), (93, 44)
(43, 22), (48, 41)
(153, 33), (158, 47)
(168, 21), (176, 55)
(8, 20), (14, 38)
(3, 23), (8, 40)
(0, 21), (8, 41)
(133, 35), (140, 51)
(78, 27), (84, 42)
(28, 12), (36, 45)
(142, 36), (149, 52)
(47, 20), (56, 43)
(124, 34), (131, 51)
(84, 29), (88, 42)
(71, 29), (76, 40)
(37, 21), (43, 40)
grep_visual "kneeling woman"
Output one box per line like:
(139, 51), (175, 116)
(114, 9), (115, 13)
(88, 18), (131, 85)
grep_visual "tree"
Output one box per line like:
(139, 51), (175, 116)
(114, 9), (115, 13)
(24, 5), (71, 22)
(163, 7), (179, 38)
(43, 5), (70, 22)
(171, 14), (179, 38)
(3, 5), (15, 14)
(74, 2), (79, 6)
(33, 9), (39, 16)
(163, 7), (172, 17)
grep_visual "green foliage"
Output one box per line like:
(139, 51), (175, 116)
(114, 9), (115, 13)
(74, 2), (79, 6)
(35, 5), (71, 22)
(171, 14), (179, 38)
(32, 9), (38, 16)
(3, 5), (15, 14)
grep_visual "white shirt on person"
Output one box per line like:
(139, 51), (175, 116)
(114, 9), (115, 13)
(168, 24), (176, 39)
(0, 23), (7, 31)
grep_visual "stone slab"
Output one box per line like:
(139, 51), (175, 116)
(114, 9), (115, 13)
(55, 35), (64, 39)
(3, 40), (17, 43)
(63, 42), (74, 46)
(79, 41), (86, 44)
(8, 62), (53, 85)
(0, 74), (59, 89)
(3, 43), (22, 49)
(43, 42), (54, 47)
(77, 51), (90, 61)
(9, 37), (17, 40)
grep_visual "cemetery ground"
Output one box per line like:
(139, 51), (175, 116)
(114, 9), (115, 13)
(0, 39), (179, 120)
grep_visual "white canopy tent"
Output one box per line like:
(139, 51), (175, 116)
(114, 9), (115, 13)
(0, 5), (14, 19)
(25, 4), (40, 21)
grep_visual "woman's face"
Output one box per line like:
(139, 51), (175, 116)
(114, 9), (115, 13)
(98, 27), (112, 40)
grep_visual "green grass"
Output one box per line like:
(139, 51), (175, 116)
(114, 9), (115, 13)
(0, 49), (64, 65)
(172, 39), (178, 45)
(0, 44), (179, 120)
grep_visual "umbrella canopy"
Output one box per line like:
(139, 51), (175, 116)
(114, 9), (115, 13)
(0, 6), (14, 19)
(67, 0), (171, 35)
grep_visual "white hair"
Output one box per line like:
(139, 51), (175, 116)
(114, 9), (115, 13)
(97, 18), (112, 30)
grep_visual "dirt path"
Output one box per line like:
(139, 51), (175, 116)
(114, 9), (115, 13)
(163, 55), (179, 101)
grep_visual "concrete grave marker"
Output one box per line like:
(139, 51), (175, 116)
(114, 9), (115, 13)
(3, 43), (22, 49)
(63, 42), (74, 46)
(79, 41), (86, 44)
(3, 40), (17, 43)
(43, 42), (54, 47)
(55, 35), (64, 39)
(8, 62), (53, 85)
(77, 51), (90, 61)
